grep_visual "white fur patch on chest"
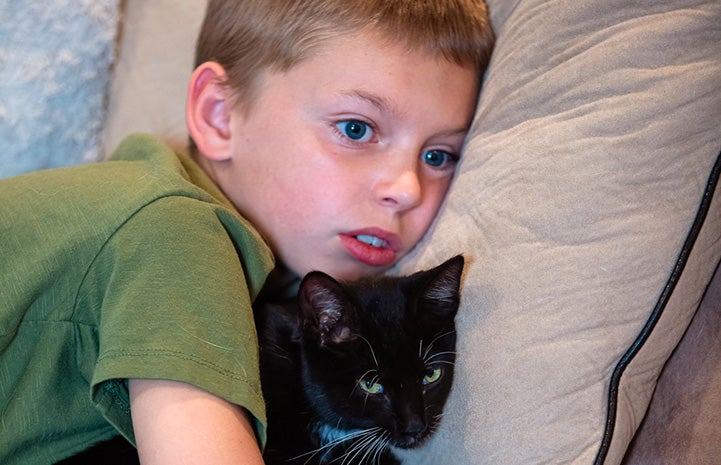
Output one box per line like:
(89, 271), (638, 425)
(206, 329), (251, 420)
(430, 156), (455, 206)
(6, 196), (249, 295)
(316, 423), (360, 446)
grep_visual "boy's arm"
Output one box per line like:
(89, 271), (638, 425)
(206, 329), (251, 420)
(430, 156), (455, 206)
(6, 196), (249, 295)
(129, 379), (265, 465)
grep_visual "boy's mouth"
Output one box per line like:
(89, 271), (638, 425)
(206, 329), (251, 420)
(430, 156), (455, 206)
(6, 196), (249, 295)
(339, 229), (399, 267)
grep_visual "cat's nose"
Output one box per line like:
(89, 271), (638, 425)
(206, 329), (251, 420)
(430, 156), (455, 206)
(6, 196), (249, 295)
(397, 416), (427, 447)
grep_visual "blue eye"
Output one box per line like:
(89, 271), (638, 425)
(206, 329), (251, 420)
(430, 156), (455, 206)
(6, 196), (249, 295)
(423, 149), (456, 168)
(336, 120), (373, 142)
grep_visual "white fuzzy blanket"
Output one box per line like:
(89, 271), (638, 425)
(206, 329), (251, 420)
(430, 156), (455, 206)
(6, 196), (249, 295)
(0, 0), (119, 178)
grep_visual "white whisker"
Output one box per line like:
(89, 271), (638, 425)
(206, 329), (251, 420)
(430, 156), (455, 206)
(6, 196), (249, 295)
(424, 350), (457, 360)
(429, 360), (455, 367)
(422, 330), (456, 361)
(337, 428), (389, 465)
(356, 436), (377, 465)
(362, 432), (390, 465)
(371, 433), (392, 465)
(357, 335), (379, 367)
(340, 431), (378, 465)
(290, 427), (377, 464)
(356, 369), (378, 384)
(424, 350), (458, 365)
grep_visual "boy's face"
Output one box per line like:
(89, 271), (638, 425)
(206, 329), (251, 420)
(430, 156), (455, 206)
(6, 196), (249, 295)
(213, 31), (478, 280)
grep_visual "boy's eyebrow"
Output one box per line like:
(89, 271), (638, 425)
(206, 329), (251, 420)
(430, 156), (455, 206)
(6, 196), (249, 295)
(340, 89), (392, 114)
(339, 90), (472, 136)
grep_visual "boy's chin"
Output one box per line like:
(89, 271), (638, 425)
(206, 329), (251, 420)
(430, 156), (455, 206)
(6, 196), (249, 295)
(304, 262), (396, 281)
(280, 249), (403, 281)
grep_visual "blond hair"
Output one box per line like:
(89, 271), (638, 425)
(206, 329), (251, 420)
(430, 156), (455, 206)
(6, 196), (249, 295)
(195, 0), (494, 108)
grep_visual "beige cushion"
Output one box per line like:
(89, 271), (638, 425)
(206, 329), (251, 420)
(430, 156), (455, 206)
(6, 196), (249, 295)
(103, 0), (207, 156)
(397, 0), (721, 464)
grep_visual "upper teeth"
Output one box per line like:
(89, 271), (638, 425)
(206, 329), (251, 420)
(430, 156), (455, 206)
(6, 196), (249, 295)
(356, 235), (388, 248)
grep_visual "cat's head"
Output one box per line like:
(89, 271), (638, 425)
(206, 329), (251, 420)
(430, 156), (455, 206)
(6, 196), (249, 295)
(297, 255), (464, 451)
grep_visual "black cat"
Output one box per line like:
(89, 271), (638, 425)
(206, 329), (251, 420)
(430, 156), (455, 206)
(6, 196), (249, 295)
(257, 255), (464, 465)
(59, 255), (463, 465)
(54, 437), (138, 465)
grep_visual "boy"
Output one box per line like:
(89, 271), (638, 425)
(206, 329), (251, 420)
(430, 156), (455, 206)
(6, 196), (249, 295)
(0, 0), (494, 463)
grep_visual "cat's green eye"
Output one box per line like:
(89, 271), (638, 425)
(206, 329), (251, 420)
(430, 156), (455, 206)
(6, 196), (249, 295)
(359, 378), (385, 395)
(423, 368), (443, 385)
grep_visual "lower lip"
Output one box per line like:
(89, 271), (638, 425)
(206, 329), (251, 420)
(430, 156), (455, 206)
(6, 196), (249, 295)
(339, 235), (397, 267)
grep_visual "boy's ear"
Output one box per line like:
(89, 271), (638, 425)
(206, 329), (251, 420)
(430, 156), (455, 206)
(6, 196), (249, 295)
(186, 62), (233, 161)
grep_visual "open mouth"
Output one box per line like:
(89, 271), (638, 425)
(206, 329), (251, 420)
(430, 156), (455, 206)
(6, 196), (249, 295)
(339, 230), (398, 267)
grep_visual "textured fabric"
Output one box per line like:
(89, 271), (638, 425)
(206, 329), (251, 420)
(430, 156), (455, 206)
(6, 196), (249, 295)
(103, 0), (208, 156)
(396, 0), (721, 464)
(0, 0), (119, 178)
(0, 134), (274, 464)
(622, 263), (721, 464)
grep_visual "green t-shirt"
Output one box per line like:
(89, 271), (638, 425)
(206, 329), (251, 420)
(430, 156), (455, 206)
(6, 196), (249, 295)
(0, 134), (274, 464)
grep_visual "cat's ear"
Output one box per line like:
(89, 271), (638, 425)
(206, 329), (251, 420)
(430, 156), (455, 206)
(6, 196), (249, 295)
(417, 255), (465, 320)
(298, 271), (357, 346)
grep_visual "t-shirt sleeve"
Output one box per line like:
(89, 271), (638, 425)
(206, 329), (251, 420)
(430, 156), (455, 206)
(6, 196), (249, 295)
(75, 196), (270, 446)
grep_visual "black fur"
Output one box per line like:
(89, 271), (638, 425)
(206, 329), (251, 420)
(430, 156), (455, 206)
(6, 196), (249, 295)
(55, 436), (138, 465)
(256, 256), (464, 465)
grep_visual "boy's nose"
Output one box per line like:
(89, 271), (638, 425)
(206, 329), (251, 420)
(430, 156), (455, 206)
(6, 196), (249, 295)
(374, 165), (422, 212)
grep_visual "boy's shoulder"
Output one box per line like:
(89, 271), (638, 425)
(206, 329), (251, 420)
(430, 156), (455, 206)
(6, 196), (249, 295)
(2, 133), (219, 213)
(107, 133), (240, 214)
(108, 132), (205, 194)
(0, 133), (267, 267)
(0, 133), (274, 307)
(108, 133), (188, 176)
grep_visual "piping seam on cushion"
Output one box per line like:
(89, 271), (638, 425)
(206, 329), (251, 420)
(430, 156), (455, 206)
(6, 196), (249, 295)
(593, 149), (721, 465)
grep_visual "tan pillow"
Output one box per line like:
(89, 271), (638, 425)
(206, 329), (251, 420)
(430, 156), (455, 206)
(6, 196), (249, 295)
(397, 0), (721, 464)
(103, 0), (207, 157)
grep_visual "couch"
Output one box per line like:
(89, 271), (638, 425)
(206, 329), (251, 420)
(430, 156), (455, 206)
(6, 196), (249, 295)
(1, 1), (719, 464)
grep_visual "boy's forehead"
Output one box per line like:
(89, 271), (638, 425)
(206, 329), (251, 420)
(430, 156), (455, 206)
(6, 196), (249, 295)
(327, 33), (477, 106)
(308, 27), (479, 76)
(313, 29), (478, 82)
(237, 28), (479, 136)
(290, 36), (474, 129)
